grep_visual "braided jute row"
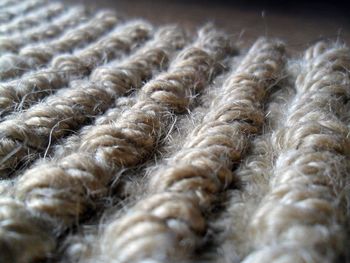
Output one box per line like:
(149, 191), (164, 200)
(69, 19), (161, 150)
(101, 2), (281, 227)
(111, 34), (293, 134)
(0, 21), (173, 177)
(0, 2), (64, 35)
(88, 37), (285, 263)
(240, 42), (350, 262)
(208, 43), (350, 263)
(0, 1), (350, 263)
(206, 76), (296, 261)
(0, 25), (186, 261)
(0, 0), (46, 23)
(0, 6), (89, 54)
(0, 25), (233, 263)
(0, 13), (132, 115)
(0, 10), (118, 80)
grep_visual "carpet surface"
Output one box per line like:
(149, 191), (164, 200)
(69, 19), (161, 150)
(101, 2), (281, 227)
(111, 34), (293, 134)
(0, 1), (349, 263)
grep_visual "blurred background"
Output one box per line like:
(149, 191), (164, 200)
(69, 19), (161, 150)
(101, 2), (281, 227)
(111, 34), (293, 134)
(62, 0), (349, 50)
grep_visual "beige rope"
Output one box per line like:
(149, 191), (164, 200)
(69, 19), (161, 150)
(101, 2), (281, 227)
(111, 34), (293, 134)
(15, 25), (226, 223)
(0, 2), (64, 35)
(92, 37), (285, 263)
(0, 6), (88, 54)
(0, 25), (186, 262)
(0, 16), (145, 115)
(0, 21), (154, 177)
(242, 42), (350, 262)
(0, 198), (56, 263)
(0, 0), (46, 23)
(0, 25), (231, 263)
(208, 78), (296, 261)
(0, 4), (348, 262)
(0, 10), (117, 80)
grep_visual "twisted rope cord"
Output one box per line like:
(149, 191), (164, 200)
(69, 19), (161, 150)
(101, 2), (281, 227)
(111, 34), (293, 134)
(0, 10), (118, 80)
(0, 13), (128, 116)
(0, 2), (64, 35)
(0, 198), (56, 263)
(0, 26), (186, 263)
(52, 96), (138, 159)
(14, 25), (190, 218)
(242, 42), (350, 262)
(0, 3), (347, 262)
(216, 46), (350, 262)
(0, 18), (194, 117)
(3, 25), (229, 261)
(0, 0), (46, 23)
(0, 6), (89, 54)
(91, 37), (285, 263)
(207, 79), (296, 262)
(73, 25), (233, 171)
(0, 21), (154, 177)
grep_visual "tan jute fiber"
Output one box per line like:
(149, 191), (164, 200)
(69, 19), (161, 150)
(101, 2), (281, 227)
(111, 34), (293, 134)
(0, 1), (349, 263)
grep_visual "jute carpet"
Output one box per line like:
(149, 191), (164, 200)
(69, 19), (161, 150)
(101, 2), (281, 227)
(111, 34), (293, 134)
(0, 1), (349, 262)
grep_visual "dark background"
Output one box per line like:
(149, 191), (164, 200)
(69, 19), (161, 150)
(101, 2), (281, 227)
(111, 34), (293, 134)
(63, 0), (350, 50)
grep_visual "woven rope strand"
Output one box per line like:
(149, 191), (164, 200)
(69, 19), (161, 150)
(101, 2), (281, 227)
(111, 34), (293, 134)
(91, 37), (285, 263)
(13, 24), (193, 219)
(0, 21), (154, 177)
(75, 25), (234, 171)
(0, 10), (118, 80)
(0, 198), (56, 263)
(0, 0), (46, 23)
(9, 28), (230, 263)
(242, 42), (350, 262)
(0, 6), (88, 54)
(52, 96), (138, 159)
(0, 16), (143, 116)
(208, 77), (296, 262)
(0, 26), (186, 263)
(0, 19), (152, 111)
(7, 25), (228, 260)
(0, 2), (64, 35)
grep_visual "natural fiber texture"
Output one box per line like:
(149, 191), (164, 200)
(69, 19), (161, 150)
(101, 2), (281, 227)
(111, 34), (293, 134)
(92, 37), (285, 263)
(241, 42), (350, 263)
(0, 1), (349, 263)
(0, 9), (118, 80)
(0, 6), (89, 53)
(0, 0), (46, 23)
(0, 20), (153, 176)
(0, 2), (64, 35)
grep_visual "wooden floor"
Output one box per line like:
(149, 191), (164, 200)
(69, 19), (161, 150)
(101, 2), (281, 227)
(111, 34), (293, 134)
(63, 0), (349, 51)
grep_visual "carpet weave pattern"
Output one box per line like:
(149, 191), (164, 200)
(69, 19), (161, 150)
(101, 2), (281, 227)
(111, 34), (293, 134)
(0, 1), (349, 262)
